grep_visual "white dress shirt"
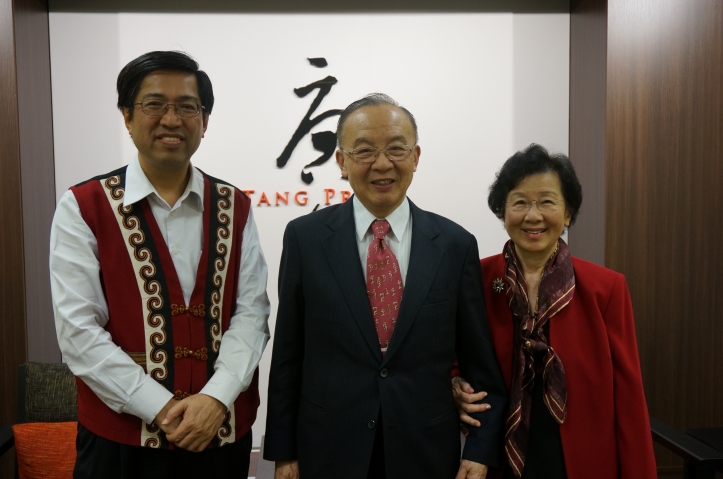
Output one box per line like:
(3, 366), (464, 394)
(353, 196), (413, 286)
(50, 156), (270, 425)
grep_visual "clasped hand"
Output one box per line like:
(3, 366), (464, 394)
(451, 377), (493, 478)
(451, 376), (491, 428)
(153, 394), (227, 452)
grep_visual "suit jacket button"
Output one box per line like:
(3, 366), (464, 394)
(367, 419), (376, 429)
(379, 368), (389, 378)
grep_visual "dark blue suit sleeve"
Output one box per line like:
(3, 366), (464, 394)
(457, 237), (508, 466)
(263, 222), (305, 461)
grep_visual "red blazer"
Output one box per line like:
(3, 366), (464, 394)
(481, 254), (656, 478)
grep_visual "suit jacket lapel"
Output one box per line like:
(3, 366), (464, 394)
(323, 200), (382, 360)
(383, 200), (442, 365)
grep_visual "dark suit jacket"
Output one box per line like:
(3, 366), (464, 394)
(481, 254), (657, 479)
(264, 198), (507, 479)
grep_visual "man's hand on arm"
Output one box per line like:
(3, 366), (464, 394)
(162, 393), (227, 452)
(275, 460), (300, 479)
(456, 460), (489, 479)
(452, 377), (491, 427)
(154, 398), (181, 435)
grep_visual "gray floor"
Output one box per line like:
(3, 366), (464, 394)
(255, 436), (275, 479)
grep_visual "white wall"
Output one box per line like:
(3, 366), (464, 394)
(49, 12), (569, 448)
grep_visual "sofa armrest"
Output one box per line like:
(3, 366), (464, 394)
(0, 424), (14, 458)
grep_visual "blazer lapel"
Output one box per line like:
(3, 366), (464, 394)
(322, 200), (383, 360)
(382, 200), (442, 364)
(481, 254), (514, 389)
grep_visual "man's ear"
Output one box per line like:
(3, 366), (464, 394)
(335, 150), (348, 178)
(412, 144), (421, 172)
(202, 113), (210, 138)
(122, 107), (132, 136)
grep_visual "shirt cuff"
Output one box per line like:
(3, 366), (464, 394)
(200, 369), (244, 410)
(124, 377), (175, 424)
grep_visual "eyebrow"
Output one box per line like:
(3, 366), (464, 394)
(141, 93), (200, 102)
(508, 190), (562, 197)
(352, 135), (409, 146)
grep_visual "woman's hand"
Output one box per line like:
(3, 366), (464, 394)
(452, 376), (491, 427)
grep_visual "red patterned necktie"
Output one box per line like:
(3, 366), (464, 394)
(366, 219), (404, 354)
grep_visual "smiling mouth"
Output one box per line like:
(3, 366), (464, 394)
(160, 136), (182, 143)
(372, 179), (394, 186)
(523, 229), (547, 237)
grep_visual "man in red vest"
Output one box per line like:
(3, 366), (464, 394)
(50, 51), (270, 478)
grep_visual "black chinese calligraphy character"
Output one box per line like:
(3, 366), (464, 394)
(276, 58), (342, 184)
(307, 57), (328, 67)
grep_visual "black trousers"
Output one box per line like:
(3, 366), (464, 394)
(367, 414), (387, 479)
(74, 423), (252, 479)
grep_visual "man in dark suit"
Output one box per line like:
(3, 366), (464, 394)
(264, 93), (507, 479)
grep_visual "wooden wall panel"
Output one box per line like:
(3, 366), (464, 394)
(571, 0), (723, 471)
(606, 0), (723, 469)
(0, 0), (55, 476)
(14, 0), (58, 363)
(568, 0), (607, 265)
(0, 0), (29, 475)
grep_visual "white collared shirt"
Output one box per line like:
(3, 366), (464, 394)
(353, 196), (413, 286)
(50, 156), (270, 424)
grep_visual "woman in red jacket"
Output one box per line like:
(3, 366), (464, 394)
(454, 144), (656, 479)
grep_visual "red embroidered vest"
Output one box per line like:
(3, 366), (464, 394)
(70, 166), (258, 448)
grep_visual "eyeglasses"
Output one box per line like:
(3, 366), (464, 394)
(133, 99), (204, 118)
(505, 198), (564, 214)
(340, 144), (416, 164)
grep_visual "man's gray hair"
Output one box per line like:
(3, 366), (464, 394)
(336, 93), (418, 147)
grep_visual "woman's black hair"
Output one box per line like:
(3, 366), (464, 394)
(488, 143), (583, 225)
(117, 51), (214, 119)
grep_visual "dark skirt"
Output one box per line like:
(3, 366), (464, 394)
(506, 378), (567, 479)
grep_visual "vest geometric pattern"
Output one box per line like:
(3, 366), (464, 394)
(70, 166), (258, 449)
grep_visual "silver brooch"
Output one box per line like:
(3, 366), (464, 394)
(492, 278), (505, 293)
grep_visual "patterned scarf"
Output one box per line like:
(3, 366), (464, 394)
(503, 238), (574, 478)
